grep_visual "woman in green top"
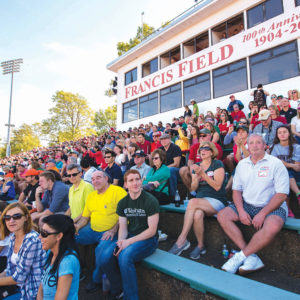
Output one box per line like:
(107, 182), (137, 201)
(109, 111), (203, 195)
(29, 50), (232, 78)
(143, 149), (170, 205)
(169, 141), (227, 259)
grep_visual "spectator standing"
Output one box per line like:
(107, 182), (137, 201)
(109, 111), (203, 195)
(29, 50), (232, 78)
(227, 95), (244, 113)
(184, 105), (192, 118)
(251, 83), (269, 109)
(190, 99), (199, 117)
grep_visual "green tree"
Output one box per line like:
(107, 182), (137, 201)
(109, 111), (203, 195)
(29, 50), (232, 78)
(94, 105), (117, 134)
(10, 123), (41, 155)
(41, 91), (95, 143)
(117, 23), (155, 56)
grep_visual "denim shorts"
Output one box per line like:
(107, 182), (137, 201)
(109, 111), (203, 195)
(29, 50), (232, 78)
(287, 169), (300, 181)
(228, 201), (287, 222)
(204, 197), (226, 212)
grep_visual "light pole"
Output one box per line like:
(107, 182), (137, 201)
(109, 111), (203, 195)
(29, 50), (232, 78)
(1, 58), (23, 157)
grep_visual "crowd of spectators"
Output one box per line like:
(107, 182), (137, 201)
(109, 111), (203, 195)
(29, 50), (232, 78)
(0, 85), (298, 299)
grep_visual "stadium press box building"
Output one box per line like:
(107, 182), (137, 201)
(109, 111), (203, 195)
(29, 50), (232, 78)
(107, 0), (300, 131)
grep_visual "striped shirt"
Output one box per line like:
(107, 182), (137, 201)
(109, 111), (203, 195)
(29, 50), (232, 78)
(6, 230), (46, 300)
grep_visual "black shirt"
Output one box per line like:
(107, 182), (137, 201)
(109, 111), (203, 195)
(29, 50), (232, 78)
(160, 143), (182, 167)
(105, 163), (123, 187)
(23, 181), (40, 204)
(280, 108), (297, 124)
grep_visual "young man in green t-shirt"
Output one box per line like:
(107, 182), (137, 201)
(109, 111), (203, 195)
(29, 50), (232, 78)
(99, 169), (159, 300)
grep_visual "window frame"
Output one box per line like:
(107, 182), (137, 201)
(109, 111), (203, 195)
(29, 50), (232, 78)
(122, 99), (138, 123)
(139, 91), (159, 119)
(124, 68), (137, 86)
(159, 83), (182, 113)
(142, 57), (159, 78)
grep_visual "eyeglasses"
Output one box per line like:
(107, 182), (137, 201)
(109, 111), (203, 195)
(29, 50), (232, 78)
(292, 91), (297, 93)
(199, 146), (211, 151)
(3, 213), (24, 221)
(220, 114), (225, 117)
(199, 135), (207, 138)
(66, 172), (80, 178)
(152, 157), (160, 161)
(239, 122), (247, 125)
(271, 96), (276, 99)
(40, 229), (60, 238)
(104, 156), (112, 159)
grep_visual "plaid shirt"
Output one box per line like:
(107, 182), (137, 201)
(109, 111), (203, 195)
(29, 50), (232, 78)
(6, 230), (46, 300)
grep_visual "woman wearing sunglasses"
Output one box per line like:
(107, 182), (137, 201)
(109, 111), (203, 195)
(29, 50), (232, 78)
(37, 214), (80, 300)
(169, 141), (228, 259)
(142, 149), (170, 205)
(0, 202), (45, 299)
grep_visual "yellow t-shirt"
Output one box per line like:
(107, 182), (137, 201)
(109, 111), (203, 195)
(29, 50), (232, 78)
(82, 185), (127, 232)
(69, 180), (94, 220)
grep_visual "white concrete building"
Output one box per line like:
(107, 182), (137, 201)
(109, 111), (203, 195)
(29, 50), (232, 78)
(107, 0), (300, 130)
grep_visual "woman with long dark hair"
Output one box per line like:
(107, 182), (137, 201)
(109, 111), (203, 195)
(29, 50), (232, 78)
(271, 125), (300, 217)
(37, 214), (80, 300)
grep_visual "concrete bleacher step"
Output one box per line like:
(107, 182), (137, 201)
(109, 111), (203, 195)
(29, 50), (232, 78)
(141, 249), (300, 300)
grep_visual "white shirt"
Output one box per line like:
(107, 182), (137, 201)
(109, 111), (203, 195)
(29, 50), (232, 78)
(83, 166), (98, 184)
(291, 116), (300, 133)
(233, 153), (289, 208)
(290, 99), (300, 110)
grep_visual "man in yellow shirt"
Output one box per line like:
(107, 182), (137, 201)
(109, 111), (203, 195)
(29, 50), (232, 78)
(75, 170), (127, 293)
(64, 163), (94, 221)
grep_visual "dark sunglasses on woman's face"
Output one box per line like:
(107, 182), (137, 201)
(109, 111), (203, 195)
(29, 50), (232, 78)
(40, 229), (60, 238)
(3, 213), (24, 221)
(152, 157), (160, 161)
(199, 146), (211, 151)
(66, 172), (80, 178)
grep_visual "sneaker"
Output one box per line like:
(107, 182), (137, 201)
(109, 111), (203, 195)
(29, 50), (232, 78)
(85, 280), (101, 293)
(221, 251), (246, 274)
(158, 231), (168, 242)
(110, 291), (124, 299)
(288, 208), (295, 218)
(189, 246), (206, 260)
(168, 240), (190, 256)
(239, 254), (265, 275)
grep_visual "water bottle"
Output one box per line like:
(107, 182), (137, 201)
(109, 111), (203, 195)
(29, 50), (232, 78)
(222, 244), (229, 259)
(184, 195), (189, 207)
(175, 190), (181, 207)
(102, 274), (110, 295)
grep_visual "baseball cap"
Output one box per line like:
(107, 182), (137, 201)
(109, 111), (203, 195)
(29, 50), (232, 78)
(199, 128), (211, 135)
(133, 150), (146, 157)
(229, 95), (235, 98)
(160, 133), (171, 140)
(4, 173), (14, 178)
(258, 109), (271, 121)
(153, 131), (161, 137)
(236, 125), (249, 133)
(190, 99), (196, 103)
(24, 169), (40, 176)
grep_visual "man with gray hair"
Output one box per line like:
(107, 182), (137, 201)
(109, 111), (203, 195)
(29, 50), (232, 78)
(64, 163), (94, 222)
(217, 134), (289, 274)
(75, 170), (127, 293)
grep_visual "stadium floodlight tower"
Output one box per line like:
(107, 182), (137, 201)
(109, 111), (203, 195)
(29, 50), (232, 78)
(1, 58), (23, 157)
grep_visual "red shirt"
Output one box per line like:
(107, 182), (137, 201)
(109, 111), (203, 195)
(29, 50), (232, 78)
(273, 116), (287, 124)
(231, 110), (246, 122)
(151, 141), (162, 153)
(233, 142), (248, 163)
(189, 142), (223, 162)
(89, 150), (107, 169)
(137, 140), (151, 154)
(218, 123), (229, 135)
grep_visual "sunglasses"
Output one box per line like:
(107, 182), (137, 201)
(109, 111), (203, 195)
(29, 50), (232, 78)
(199, 146), (211, 151)
(66, 172), (80, 178)
(271, 96), (276, 99)
(40, 229), (60, 238)
(3, 213), (24, 221)
(292, 91), (297, 93)
(152, 157), (160, 160)
(104, 156), (112, 159)
(199, 135), (207, 138)
(239, 122), (247, 125)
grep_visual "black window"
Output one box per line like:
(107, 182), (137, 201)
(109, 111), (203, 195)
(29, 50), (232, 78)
(247, 0), (283, 29)
(160, 46), (181, 69)
(296, 0), (300, 6)
(142, 58), (158, 77)
(183, 32), (209, 58)
(183, 72), (210, 105)
(125, 68), (137, 86)
(250, 41), (300, 88)
(160, 83), (182, 113)
(123, 100), (138, 123)
(213, 59), (247, 98)
(139, 92), (158, 118)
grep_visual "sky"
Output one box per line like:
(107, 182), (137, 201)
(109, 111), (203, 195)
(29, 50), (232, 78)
(0, 0), (195, 143)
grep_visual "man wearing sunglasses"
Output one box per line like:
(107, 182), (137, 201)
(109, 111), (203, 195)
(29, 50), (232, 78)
(64, 163), (94, 221)
(74, 170), (127, 293)
(104, 149), (123, 187)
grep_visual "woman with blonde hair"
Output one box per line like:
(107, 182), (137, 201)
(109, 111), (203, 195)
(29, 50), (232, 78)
(291, 102), (300, 144)
(169, 141), (227, 259)
(268, 105), (287, 124)
(0, 202), (45, 299)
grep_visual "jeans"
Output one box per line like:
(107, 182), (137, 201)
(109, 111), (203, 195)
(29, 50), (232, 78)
(169, 167), (180, 201)
(99, 236), (158, 300)
(75, 223), (116, 283)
